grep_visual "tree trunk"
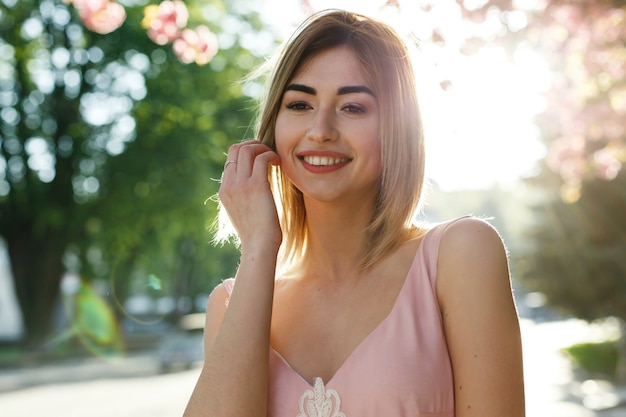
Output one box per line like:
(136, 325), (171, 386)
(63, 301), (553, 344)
(7, 221), (67, 348)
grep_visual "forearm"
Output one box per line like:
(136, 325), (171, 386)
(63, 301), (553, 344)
(183, 248), (277, 417)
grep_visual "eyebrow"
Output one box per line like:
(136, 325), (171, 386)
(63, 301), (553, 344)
(284, 84), (376, 97)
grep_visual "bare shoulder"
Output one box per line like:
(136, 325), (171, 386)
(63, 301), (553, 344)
(436, 216), (512, 321)
(437, 217), (508, 293)
(440, 216), (506, 258)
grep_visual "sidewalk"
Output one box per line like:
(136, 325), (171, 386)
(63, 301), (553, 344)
(0, 351), (161, 393)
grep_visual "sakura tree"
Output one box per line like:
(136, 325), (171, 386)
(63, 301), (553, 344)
(64, 0), (219, 65)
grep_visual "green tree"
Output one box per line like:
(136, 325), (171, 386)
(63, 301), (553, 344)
(516, 166), (626, 320)
(0, 0), (274, 346)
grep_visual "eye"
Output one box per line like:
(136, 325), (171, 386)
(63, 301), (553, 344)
(286, 101), (311, 111)
(341, 103), (366, 114)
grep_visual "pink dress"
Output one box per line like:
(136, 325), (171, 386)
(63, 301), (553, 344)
(222, 220), (457, 416)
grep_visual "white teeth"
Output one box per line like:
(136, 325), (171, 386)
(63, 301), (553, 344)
(302, 156), (349, 166)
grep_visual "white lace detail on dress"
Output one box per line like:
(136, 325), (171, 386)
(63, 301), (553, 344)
(296, 377), (346, 417)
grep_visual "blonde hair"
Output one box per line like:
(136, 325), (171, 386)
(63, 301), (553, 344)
(228, 10), (425, 270)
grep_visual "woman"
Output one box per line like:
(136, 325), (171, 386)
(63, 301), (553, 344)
(184, 9), (525, 417)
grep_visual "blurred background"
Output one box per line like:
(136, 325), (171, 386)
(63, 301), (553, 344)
(0, 0), (625, 416)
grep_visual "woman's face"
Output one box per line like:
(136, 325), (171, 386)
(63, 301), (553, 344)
(274, 45), (381, 206)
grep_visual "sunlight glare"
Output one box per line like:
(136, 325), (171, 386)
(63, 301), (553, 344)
(420, 46), (549, 190)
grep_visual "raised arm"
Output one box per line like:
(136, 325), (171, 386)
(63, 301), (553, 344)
(183, 140), (281, 417)
(437, 217), (525, 417)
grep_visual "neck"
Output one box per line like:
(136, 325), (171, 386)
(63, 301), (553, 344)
(294, 197), (376, 283)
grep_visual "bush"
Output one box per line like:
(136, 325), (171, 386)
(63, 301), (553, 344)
(562, 340), (619, 379)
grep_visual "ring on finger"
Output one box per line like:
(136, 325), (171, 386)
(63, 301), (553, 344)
(224, 160), (237, 169)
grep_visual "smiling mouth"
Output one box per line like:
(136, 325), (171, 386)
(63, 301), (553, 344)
(300, 156), (351, 166)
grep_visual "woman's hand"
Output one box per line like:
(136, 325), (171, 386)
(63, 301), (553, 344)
(219, 140), (282, 252)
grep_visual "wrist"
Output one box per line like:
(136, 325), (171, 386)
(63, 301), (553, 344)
(239, 243), (280, 263)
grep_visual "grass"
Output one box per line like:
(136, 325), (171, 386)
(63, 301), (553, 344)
(0, 346), (22, 366)
(0, 337), (101, 368)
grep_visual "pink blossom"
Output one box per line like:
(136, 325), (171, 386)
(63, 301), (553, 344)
(547, 136), (586, 184)
(593, 148), (622, 181)
(550, 5), (585, 33)
(143, 0), (189, 45)
(72, 0), (126, 35)
(173, 26), (218, 65)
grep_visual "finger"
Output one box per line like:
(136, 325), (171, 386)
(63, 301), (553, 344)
(224, 139), (260, 161)
(222, 140), (259, 179)
(223, 159), (237, 170)
(233, 142), (275, 178)
(252, 150), (281, 178)
(223, 144), (242, 173)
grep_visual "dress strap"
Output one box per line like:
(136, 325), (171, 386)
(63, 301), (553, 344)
(422, 215), (473, 286)
(427, 215), (473, 244)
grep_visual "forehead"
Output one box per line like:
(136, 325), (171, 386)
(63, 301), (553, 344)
(289, 45), (371, 87)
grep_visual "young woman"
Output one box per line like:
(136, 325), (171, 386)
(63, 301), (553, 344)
(184, 9), (525, 417)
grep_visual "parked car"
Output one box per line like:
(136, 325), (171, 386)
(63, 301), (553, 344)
(158, 313), (205, 372)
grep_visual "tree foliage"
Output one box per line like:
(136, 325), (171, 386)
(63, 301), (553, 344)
(516, 167), (626, 321)
(0, 0), (273, 346)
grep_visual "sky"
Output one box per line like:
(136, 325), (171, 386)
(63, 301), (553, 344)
(261, 0), (551, 191)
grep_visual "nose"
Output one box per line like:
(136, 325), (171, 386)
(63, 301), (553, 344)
(306, 106), (338, 143)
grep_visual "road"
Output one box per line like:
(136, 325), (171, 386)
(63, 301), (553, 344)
(0, 318), (624, 417)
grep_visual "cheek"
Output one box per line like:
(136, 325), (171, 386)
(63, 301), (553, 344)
(372, 147), (383, 177)
(274, 114), (289, 153)
(274, 132), (288, 162)
(364, 133), (383, 179)
(363, 130), (382, 163)
(274, 116), (296, 174)
(274, 114), (301, 157)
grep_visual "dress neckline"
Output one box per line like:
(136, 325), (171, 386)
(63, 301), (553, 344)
(270, 227), (433, 388)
